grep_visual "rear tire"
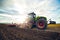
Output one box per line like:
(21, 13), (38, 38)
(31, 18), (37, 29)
(36, 19), (47, 30)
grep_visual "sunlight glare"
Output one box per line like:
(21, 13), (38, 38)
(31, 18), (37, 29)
(14, 15), (28, 24)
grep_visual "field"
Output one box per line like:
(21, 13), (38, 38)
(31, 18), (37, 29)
(46, 24), (60, 33)
(48, 24), (60, 28)
(0, 23), (60, 40)
(32, 24), (60, 33)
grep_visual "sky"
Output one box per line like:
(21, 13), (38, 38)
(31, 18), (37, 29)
(0, 0), (60, 23)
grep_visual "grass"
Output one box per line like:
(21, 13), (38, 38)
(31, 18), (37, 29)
(48, 24), (60, 28)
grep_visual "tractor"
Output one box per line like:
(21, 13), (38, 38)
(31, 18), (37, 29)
(8, 12), (56, 30)
(28, 12), (47, 30)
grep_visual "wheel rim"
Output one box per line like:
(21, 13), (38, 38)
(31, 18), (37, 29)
(37, 20), (45, 28)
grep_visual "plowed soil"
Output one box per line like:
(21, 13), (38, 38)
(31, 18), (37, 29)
(0, 25), (60, 40)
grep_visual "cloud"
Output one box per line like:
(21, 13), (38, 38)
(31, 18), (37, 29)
(0, 0), (60, 23)
(0, 9), (19, 15)
(0, 14), (13, 23)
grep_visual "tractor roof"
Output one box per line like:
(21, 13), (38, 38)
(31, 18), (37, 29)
(28, 12), (36, 15)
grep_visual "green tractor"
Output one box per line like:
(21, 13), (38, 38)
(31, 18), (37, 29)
(28, 12), (47, 30)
